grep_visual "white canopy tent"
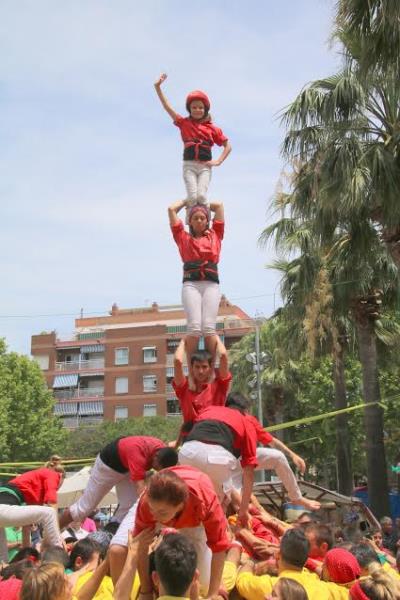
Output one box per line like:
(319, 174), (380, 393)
(57, 466), (117, 509)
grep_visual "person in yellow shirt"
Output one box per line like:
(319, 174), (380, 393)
(236, 528), (346, 600)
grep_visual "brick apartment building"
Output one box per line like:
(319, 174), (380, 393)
(31, 297), (252, 427)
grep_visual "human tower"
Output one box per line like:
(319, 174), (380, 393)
(0, 75), (320, 598)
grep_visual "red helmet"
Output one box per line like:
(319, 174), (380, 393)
(186, 90), (210, 113)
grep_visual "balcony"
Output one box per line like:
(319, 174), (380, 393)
(55, 358), (105, 372)
(54, 400), (103, 417)
(61, 415), (103, 429)
(53, 388), (104, 401)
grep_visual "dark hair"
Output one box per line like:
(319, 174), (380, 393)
(10, 547), (40, 564)
(350, 543), (380, 568)
(41, 545), (70, 568)
(104, 521), (120, 536)
(154, 447), (179, 470)
(69, 538), (102, 571)
(0, 559), (35, 580)
(304, 522), (334, 550)
(226, 392), (251, 414)
(280, 529), (310, 568)
(154, 533), (197, 596)
(190, 350), (212, 366)
(148, 471), (189, 507)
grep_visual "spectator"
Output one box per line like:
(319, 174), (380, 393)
(267, 577), (308, 600)
(349, 567), (400, 599)
(380, 517), (399, 555)
(236, 528), (343, 600)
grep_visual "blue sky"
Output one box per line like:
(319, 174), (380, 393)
(0, 0), (339, 354)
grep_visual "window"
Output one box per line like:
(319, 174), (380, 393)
(143, 404), (157, 417)
(34, 355), (49, 370)
(143, 375), (157, 393)
(115, 377), (128, 394)
(143, 346), (157, 363)
(115, 406), (128, 421)
(115, 347), (129, 366)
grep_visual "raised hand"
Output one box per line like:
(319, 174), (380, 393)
(154, 73), (167, 87)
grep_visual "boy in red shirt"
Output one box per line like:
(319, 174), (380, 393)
(59, 436), (178, 530)
(154, 73), (231, 207)
(172, 337), (232, 426)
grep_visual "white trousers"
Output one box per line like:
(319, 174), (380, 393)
(179, 441), (238, 501)
(183, 161), (211, 204)
(69, 455), (138, 523)
(0, 504), (62, 562)
(182, 281), (221, 337)
(232, 447), (302, 502)
(110, 499), (211, 594)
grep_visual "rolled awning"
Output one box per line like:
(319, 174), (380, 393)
(79, 401), (104, 415)
(53, 374), (79, 388)
(54, 402), (78, 415)
(80, 345), (104, 353)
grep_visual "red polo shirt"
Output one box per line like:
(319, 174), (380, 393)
(133, 465), (229, 553)
(246, 414), (274, 446)
(172, 370), (232, 424)
(174, 115), (228, 150)
(118, 436), (165, 481)
(193, 406), (258, 468)
(171, 219), (224, 265)
(9, 468), (61, 505)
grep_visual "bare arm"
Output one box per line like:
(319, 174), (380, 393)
(135, 480), (145, 495)
(238, 466), (255, 527)
(168, 199), (186, 227)
(173, 339), (186, 386)
(154, 73), (179, 121)
(215, 335), (229, 379)
(114, 530), (154, 600)
(269, 438), (306, 474)
(207, 551), (226, 598)
(209, 201), (224, 222)
(206, 140), (232, 167)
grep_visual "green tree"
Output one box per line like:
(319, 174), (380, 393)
(0, 340), (67, 462)
(64, 417), (181, 459)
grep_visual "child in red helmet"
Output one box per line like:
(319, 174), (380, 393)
(154, 73), (231, 207)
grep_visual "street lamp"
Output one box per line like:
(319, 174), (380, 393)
(246, 321), (270, 426)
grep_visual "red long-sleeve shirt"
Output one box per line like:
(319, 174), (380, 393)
(118, 436), (165, 481)
(192, 406), (258, 468)
(171, 219), (224, 264)
(133, 465), (229, 553)
(246, 414), (274, 445)
(172, 371), (232, 424)
(9, 467), (61, 505)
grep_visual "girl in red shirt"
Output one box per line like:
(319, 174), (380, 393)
(154, 73), (231, 208)
(133, 466), (229, 599)
(168, 200), (224, 361)
(0, 457), (65, 563)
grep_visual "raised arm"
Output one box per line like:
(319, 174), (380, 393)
(215, 335), (229, 378)
(168, 199), (186, 227)
(154, 73), (179, 121)
(209, 201), (224, 222)
(173, 338), (186, 386)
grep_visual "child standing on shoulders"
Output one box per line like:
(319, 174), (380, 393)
(154, 73), (231, 208)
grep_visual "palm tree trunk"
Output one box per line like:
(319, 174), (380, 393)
(333, 341), (353, 495)
(356, 319), (390, 518)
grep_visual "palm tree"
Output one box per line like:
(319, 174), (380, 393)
(335, 0), (400, 80)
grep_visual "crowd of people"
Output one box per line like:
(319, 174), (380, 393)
(1, 78), (400, 599)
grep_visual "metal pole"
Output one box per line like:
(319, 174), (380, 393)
(255, 319), (265, 482)
(255, 319), (263, 425)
